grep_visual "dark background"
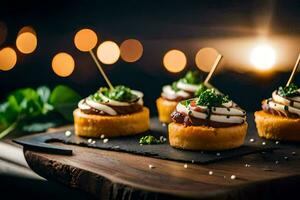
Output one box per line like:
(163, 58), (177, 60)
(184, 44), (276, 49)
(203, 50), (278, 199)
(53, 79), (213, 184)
(0, 0), (300, 113)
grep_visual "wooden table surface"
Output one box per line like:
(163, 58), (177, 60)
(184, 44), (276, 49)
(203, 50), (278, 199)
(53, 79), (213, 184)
(23, 123), (300, 200)
(0, 140), (93, 200)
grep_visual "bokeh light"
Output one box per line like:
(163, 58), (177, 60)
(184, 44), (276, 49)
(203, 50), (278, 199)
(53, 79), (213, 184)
(16, 26), (37, 54)
(97, 41), (120, 65)
(195, 47), (219, 72)
(163, 49), (187, 73)
(250, 44), (276, 70)
(74, 29), (98, 52)
(0, 47), (17, 71)
(52, 52), (75, 77)
(120, 39), (143, 62)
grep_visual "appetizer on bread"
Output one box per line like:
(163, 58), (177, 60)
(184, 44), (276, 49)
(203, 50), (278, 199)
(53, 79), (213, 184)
(74, 85), (149, 138)
(157, 70), (207, 123)
(255, 83), (300, 141)
(169, 88), (247, 150)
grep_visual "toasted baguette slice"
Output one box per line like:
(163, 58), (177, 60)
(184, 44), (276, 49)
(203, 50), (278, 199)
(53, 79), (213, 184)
(74, 107), (150, 138)
(156, 97), (178, 123)
(168, 122), (248, 150)
(255, 110), (300, 141)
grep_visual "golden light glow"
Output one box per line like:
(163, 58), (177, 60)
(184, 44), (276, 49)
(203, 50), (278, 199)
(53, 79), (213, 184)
(16, 26), (37, 54)
(97, 41), (120, 65)
(250, 44), (276, 70)
(52, 52), (75, 77)
(74, 29), (98, 52)
(120, 39), (143, 62)
(195, 47), (219, 72)
(0, 47), (17, 71)
(163, 49), (187, 73)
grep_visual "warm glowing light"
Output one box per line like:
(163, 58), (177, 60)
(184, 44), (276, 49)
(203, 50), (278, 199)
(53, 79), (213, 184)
(52, 52), (75, 77)
(74, 29), (98, 52)
(97, 41), (120, 65)
(0, 47), (17, 71)
(16, 26), (37, 54)
(163, 49), (187, 73)
(250, 44), (276, 70)
(120, 39), (143, 62)
(195, 47), (219, 72)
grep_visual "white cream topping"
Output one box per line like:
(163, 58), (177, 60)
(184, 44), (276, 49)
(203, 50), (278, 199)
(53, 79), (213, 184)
(79, 90), (144, 116)
(176, 100), (246, 124)
(85, 98), (117, 115)
(177, 81), (199, 92)
(161, 85), (190, 100)
(289, 92), (300, 103)
(266, 90), (300, 116)
(78, 99), (91, 110)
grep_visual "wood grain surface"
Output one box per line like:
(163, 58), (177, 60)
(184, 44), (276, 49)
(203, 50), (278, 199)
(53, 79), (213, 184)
(24, 140), (300, 200)
(22, 116), (300, 200)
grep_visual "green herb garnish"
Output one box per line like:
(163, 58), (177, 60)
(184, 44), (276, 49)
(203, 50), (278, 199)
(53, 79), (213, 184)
(180, 99), (191, 107)
(278, 83), (299, 97)
(91, 92), (102, 102)
(196, 88), (229, 107)
(100, 85), (138, 102)
(139, 135), (165, 145)
(0, 85), (81, 139)
(180, 70), (202, 85)
(171, 81), (180, 92)
(194, 83), (208, 96)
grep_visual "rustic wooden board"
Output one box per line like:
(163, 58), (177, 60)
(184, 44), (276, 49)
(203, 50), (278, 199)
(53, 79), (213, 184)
(23, 116), (300, 200)
(15, 118), (276, 164)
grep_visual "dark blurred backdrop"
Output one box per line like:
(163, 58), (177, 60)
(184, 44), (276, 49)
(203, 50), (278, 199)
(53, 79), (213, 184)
(0, 0), (300, 113)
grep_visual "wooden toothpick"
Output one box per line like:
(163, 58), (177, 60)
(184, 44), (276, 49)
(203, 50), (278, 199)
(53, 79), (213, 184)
(286, 53), (300, 86)
(89, 50), (114, 90)
(204, 54), (223, 84)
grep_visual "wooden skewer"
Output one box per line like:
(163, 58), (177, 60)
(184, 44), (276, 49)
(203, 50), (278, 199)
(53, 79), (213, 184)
(204, 54), (223, 84)
(286, 53), (300, 86)
(89, 50), (114, 90)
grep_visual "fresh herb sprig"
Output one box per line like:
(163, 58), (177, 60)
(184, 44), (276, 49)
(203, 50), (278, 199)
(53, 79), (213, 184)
(194, 83), (208, 96)
(0, 85), (81, 139)
(196, 88), (229, 107)
(180, 99), (191, 108)
(278, 83), (299, 97)
(139, 135), (165, 145)
(180, 70), (203, 85)
(171, 81), (180, 92)
(100, 85), (138, 102)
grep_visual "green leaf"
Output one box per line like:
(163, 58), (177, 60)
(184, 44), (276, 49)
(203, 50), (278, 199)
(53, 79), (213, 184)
(0, 85), (80, 138)
(50, 85), (81, 122)
(37, 86), (54, 114)
(0, 114), (8, 132)
(50, 85), (81, 105)
(37, 86), (51, 103)
(0, 102), (19, 124)
(8, 88), (44, 117)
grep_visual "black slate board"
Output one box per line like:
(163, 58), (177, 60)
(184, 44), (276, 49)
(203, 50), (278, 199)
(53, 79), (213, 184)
(14, 115), (278, 164)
